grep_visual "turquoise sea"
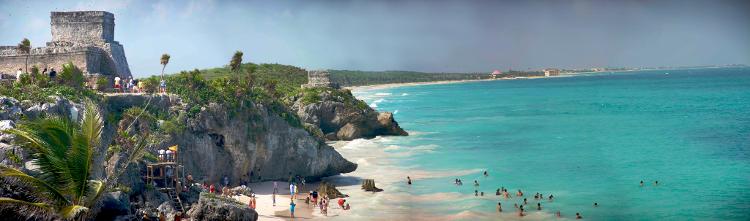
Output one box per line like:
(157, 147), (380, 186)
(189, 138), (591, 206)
(350, 68), (750, 220)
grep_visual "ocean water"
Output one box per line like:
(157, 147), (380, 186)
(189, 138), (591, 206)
(343, 68), (750, 220)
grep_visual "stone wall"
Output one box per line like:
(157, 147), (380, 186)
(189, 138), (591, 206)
(0, 47), (97, 75)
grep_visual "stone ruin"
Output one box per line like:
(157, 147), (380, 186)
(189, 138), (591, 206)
(302, 70), (339, 89)
(0, 11), (131, 79)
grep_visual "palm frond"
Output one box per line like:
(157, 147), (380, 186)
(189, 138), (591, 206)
(7, 122), (75, 192)
(0, 197), (53, 218)
(0, 165), (71, 206)
(80, 100), (103, 148)
(69, 101), (102, 203)
(58, 205), (89, 220)
(84, 180), (105, 207)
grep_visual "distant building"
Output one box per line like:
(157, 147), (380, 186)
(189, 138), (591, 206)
(302, 70), (339, 89)
(591, 68), (606, 72)
(490, 70), (502, 79)
(543, 68), (560, 77)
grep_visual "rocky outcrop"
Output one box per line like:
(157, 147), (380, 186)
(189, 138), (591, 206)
(186, 193), (258, 221)
(294, 89), (407, 141)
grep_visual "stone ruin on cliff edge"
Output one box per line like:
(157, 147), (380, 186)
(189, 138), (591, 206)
(0, 11), (131, 81)
(302, 70), (339, 89)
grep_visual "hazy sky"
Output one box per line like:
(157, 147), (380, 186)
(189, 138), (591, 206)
(1, 0), (749, 77)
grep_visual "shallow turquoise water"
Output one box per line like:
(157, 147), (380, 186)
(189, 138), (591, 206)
(356, 68), (750, 220)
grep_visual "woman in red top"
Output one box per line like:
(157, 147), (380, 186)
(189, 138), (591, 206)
(210, 184), (215, 193)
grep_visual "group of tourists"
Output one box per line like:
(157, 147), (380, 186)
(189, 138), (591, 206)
(157, 148), (175, 162)
(451, 170), (590, 219)
(5, 67), (56, 82)
(112, 77), (167, 93)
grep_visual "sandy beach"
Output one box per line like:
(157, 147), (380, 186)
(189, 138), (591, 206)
(345, 75), (573, 92)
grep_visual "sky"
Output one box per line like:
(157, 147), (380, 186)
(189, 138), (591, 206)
(1, 0), (749, 77)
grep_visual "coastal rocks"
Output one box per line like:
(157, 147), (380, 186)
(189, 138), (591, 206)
(175, 102), (356, 184)
(318, 181), (346, 198)
(294, 89), (408, 141)
(95, 191), (131, 221)
(361, 179), (383, 192)
(186, 193), (258, 221)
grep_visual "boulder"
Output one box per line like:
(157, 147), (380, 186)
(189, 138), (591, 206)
(186, 192), (258, 221)
(95, 191), (131, 221)
(318, 181), (346, 199)
(361, 179), (383, 192)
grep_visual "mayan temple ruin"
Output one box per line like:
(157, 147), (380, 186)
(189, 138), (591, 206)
(0, 11), (131, 78)
(302, 70), (339, 88)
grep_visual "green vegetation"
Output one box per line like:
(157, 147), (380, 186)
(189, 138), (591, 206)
(0, 101), (108, 220)
(0, 62), (98, 103)
(0, 83), (99, 103)
(328, 70), (489, 87)
(300, 87), (369, 111)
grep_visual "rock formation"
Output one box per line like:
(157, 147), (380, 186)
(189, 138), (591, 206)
(186, 193), (258, 221)
(294, 89), (408, 141)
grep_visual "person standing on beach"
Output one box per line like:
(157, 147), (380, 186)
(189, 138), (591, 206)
(497, 202), (502, 212)
(272, 191), (276, 206)
(407, 176), (412, 185)
(290, 182), (295, 199)
(274, 181), (278, 194)
(290, 200), (296, 218)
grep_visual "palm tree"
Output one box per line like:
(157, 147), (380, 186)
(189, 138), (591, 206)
(0, 101), (103, 220)
(18, 38), (31, 79)
(230, 51), (243, 73)
(160, 53), (170, 79)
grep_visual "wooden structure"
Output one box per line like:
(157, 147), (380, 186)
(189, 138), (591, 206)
(145, 145), (186, 213)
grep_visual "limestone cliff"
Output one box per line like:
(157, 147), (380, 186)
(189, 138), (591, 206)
(0, 94), (356, 186)
(293, 88), (407, 141)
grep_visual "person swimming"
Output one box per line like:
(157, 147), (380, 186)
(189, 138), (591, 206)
(548, 194), (554, 201)
(474, 180), (479, 186)
(475, 190), (479, 196)
(537, 202), (542, 210)
(484, 170), (488, 176)
(576, 212), (583, 219)
(496, 188), (501, 195)
(517, 189), (523, 197)
(523, 198), (528, 205)
(655, 180), (659, 185)
(640, 180), (644, 186)
(594, 202), (598, 207)
(497, 202), (502, 212)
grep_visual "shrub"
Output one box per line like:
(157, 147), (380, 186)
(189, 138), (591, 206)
(57, 62), (85, 88)
(96, 76), (109, 91)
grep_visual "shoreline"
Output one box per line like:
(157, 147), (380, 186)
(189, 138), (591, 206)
(345, 75), (575, 92)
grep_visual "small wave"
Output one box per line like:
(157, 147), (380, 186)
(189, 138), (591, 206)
(401, 93), (409, 96)
(375, 92), (392, 96)
(370, 98), (385, 108)
(393, 110), (399, 114)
